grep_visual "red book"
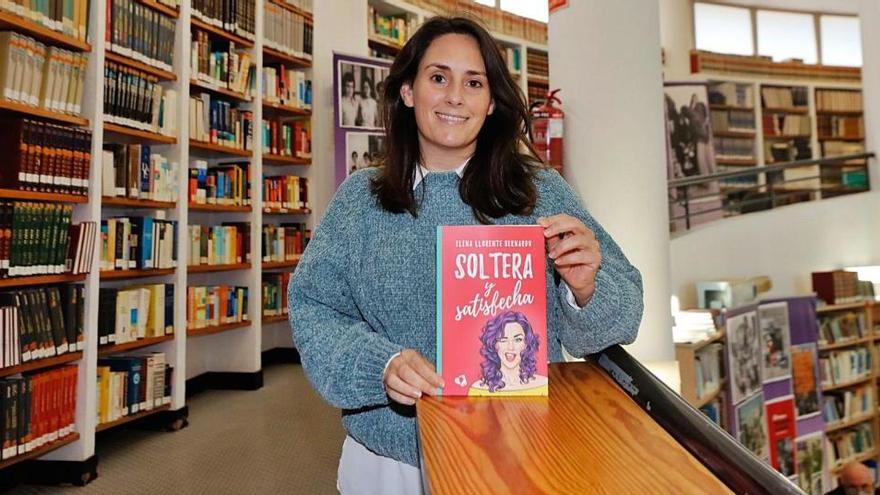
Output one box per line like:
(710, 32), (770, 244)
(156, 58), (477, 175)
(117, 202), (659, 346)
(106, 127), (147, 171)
(436, 225), (548, 397)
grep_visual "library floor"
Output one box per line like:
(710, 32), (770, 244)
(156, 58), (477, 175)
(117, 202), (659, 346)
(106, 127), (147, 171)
(11, 364), (345, 494)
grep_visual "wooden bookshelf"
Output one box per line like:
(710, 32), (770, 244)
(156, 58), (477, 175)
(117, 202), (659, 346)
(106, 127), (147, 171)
(191, 17), (254, 48)
(830, 449), (877, 473)
(713, 130), (756, 138)
(190, 79), (252, 103)
(188, 202), (252, 213)
(98, 335), (175, 357)
(0, 433), (80, 470)
(675, 330), (725, 408)
(819, 335), (873, 352)
(263, 47), (312, 68)
(694, 378), (726, 409)
(0, 12), (90, 52)
(189, 140), (253, 157)
(0, 273), (87, 289)
(0, 189), (87, 203)
(262, 258), (300, 270)
(105, 51), (177, 81)
(96, 404), (172, 433)
(818, 135), (864, 142)
(764, 134), (812, 140)
(716, 158), (758, 166)
(368, 36), (402, 55)
(0, 352), (82, 379)
(138, 0), (180, 18)
(0, 99), (89, 126)
(268, 0), (312, 19)
(762, 107), (809, 115)
(709, 104), (754, 112)
(262, 153), (310, 165)
(825, 412), (877, 434)
(817, 301), (870, 314)
(817, 110), (863, 116)
(103, 123), (178, 144)
(263, 207), (311, 215)
(187, 263), (251, 274)
(262, 101), (312, 117)
(100, 268), (176, 280)
(102, 196), (176, 209)
(262, 314), (288, 324)
(187, 320), (251, 338)
(822, 374), (873, 392)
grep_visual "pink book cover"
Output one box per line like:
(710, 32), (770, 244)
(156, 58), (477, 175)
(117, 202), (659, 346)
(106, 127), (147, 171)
(436, 225), (548, 397)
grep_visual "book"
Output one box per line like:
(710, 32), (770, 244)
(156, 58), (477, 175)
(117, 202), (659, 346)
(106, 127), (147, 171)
(367, 6), (412, 47)
(187, 222), (250, 267)
(0, 1), (91, 41)
(262, 118), (310, 158)
(192, 0), (255, 41)
(435, 225), (548, 397)
(262, 272), (291, 317)
(96, 352), (170, 425)
(812, 270), (862, 305)
(189, 92), (254, 151)
(104, 61), (177, 136)
(98, 283), (174, 345)
(107, 0), (176, 71)
(816, 89), (862, 113)
(191, 29), (256, 96)
(102, 144), (178, 202)
(262, 175), (308, 210)
(0, 118), (91, 195)
(264, 3), (312, 59)
(0, 203), (93, 278)
(261, 222), (307, 263)
(188, 160), (250, 206)
(99, 216), (178, 271)
(0, 285), (85, 366)
(261, 65), (311, 109)
(186, 285), (248, 329)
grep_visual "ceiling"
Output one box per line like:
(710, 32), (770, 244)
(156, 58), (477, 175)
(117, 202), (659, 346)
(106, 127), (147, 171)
(709, 0), (858, 15)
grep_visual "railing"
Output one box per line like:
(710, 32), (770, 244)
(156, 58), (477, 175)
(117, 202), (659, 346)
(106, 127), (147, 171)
(669, 153), (874, 232)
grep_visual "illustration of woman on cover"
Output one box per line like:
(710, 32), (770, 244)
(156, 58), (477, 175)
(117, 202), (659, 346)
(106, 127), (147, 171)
(469, 311), (548, 396)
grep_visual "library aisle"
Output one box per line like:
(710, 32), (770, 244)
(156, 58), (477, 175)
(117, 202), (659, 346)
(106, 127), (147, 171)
(10, 365), (343, 494)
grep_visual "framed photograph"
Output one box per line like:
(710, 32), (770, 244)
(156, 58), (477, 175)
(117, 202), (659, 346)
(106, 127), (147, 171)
(734, 393), (768, 462)
(759, 302), (792, 383)
(726, 311), (762, 405)
(336, 59), (390, 130)
(344, 132), (386, 178)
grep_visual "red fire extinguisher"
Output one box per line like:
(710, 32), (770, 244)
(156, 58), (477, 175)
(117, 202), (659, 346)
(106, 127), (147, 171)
(530, 89), (564, 173)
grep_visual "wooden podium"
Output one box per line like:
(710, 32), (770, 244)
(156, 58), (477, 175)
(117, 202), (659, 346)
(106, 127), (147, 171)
(416, 361), (733, 494)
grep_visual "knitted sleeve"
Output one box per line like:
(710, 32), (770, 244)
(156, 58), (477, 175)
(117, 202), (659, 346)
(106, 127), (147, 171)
(288, 172), (404, 409)
(538, 170), (644, 357)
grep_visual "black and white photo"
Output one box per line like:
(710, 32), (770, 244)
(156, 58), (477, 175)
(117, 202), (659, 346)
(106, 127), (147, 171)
(337, 60), (389, 129)
(345, 132), (386, 177)
(727, 311), (762, 405)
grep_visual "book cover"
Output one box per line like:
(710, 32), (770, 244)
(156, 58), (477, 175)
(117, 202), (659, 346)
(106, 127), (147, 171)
(436, 225), (547, 397)
(734, 392), (768, 462)
(791, 343), (820, 419)
(765, 396), (796, 477)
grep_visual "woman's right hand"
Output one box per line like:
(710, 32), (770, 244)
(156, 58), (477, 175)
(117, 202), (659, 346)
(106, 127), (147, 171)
(383, 349), (444, 405)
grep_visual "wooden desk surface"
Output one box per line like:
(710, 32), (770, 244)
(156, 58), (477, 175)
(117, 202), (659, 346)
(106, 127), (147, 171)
(417, 361), (733, 494)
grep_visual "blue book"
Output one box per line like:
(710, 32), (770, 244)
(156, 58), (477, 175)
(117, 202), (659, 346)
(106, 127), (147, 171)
(99, 357), (144, 414)
(139, 146), (152, 198)
(140, 217), (154, 269)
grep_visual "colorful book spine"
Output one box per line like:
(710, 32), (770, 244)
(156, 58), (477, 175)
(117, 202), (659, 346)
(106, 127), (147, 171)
(262, 272), (291, 317)
(263, 3), (312, 59)
(106, 0), (176, 71)
(98, 284), (174, 345)
(0, 118), (91, 194)
(186, 285), (249, 329)
(0, 285), (85, 367)
(0, 0), (91, 41)
(104, 61), (177, 136)
(188, 160), (251, 206)
(191, 0), (255, 40)
(191, 30), (256, 96)
(187, 222), (251, 267)
(96, 353), (170, 425)
(261, 65), (311, 109)
(99, 217), (178, 271)
(261, 222), (307, 263)
(189, 92), (254, 151)
(261, 118), (310, 158)
(101, 144), (178, 202)
(261, 175), (308, 210)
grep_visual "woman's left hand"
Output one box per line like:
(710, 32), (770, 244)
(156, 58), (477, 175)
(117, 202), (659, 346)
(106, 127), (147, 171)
(537, 214), (601, 307)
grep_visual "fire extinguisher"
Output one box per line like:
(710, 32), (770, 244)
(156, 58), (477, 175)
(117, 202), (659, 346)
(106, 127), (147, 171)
(530, 89), (564, 173)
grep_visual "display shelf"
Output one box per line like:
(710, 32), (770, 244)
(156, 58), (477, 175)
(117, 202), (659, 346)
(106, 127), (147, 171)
(187, 320), (251, 338)
(263, 47), (312, 68)
(262, 154), (310, 165)
(187, 263), (251, 274)
(821, 375), (873, 392)
(102, 197), (176, 209)
(368, 36), (402, 55)
(189, 140), (253, 157)
(818, 135), (864, 142)
(267, 0), (312, 18)
(0, 352), (83, 379)
(763, 134), (812, 140)
(0, 12), (90, 51)
(0, 99), (89, 126)
(830, 449), (877, 473)
(713, 130), (756, 138)
(96, 404), (172, 433)
(262, 314), (288, 324)
(98, 335), (175, 357)
(138, 0), (180, 18)
(825, 412), (877, 434)
(816, 302), (870, 314)
(715, 158), (758, 166)
(710, 104), (755, 112)
(190, 79), (253, 103)
(262, 258), (301, 270)
(694, 378), (726, 409)
(191, 17), (254, 47)
(818, 335), (872, 352)
(105, 50), (177, 81)
(262, 101), (311, 116)
(100, 268), (176, 280)
(0, 433), (80, 470)
(188, 202), (252, 212)
(0, 273), (87, 289)
(0, 189), (88, 203)
(762, 107), (809, 114)
(816, 110), (863, 116)
(103, 123), (178, 144)
(263, 207), (311, 215)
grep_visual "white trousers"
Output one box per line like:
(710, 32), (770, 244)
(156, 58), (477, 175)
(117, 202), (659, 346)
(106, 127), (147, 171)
(337, 436), (425, 495)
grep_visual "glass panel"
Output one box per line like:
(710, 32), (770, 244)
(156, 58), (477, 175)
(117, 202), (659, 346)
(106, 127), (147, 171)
(694, 3), (754, 56)
(756, 10), (817, 64)
(820, 15), (862, 67)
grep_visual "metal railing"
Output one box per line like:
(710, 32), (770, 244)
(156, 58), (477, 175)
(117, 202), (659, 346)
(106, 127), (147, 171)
(669, 153), (874, 232)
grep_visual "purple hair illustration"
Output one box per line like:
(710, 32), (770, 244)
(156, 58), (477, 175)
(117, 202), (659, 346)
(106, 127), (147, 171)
(479, 311), (540, 393)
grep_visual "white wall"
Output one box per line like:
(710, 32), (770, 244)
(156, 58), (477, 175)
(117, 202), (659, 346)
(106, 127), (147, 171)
(670, 192), (880, 309)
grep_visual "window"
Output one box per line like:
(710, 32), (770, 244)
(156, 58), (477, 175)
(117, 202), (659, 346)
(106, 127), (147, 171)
(693, 3), (754, 56)
(500, 0), (548, 23)
(820, 15), (862, 67)
(756, 10), (817, 64)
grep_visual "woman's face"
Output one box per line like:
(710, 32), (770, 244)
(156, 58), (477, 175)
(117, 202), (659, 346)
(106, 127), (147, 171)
(495, 322), (525, 371)
(362, 80), (372, 97)
(400, 34), (494, 160)
(344, 79), (355, 97)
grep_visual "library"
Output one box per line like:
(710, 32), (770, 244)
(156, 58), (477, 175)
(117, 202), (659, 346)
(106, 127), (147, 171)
(0, 0), (877, 493)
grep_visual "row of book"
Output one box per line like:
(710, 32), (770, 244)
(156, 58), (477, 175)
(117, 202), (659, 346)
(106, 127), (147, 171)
(818, 312), (866, 346)
(694, 342), (723, 400)
(0, 366), (77, 460)
(826, 423), (874, 468)
(0, 0), (89, 41)
(823, 384), (873, 425)
(97, 353), (171, 426)
(822, 141), (865, 159)
(262, 118), (310, 158)
(0, 285), (84, 368)
(710, 110), (755, 132)
(186, 285), (248, 330)
(189, 93), (254, 151)
(526, 48), (548, 79)
(274, 0), (310, 13)
(819, 347), (872, 387)
(0, 118), (91, 195)
(367, 7), (412, 47)
(188, 161), (250, 206)
(761, 86), (808, 109)
(817, 116), (864, 139)
(713, 138), (755, 160)
(262, 272), (291, 318)
(104, 62), (178, 137)
(101, 145), (179, 203)
(264, 3), (312, 60)
(188, 223), (251, 267)
(98, 284), (174, 345)
(764, 139), (811, 164)
(263, 175), (308, 210)
(191, 31), (255, 97)
(717, 166), (756, 188)
(499, 45), (521, 75)
(0, 204), (94, 278)
(262, 66), (311, 109)
(526, 84), (544, 107)
(99, 217), (178, 272)
(708, 82), (754, 109)
(107, 0), (176, 72)
(192, 0), (254, 41)
(0, 32), (86, 116)
(261, 223), (307, 263)
(762, 114), (810, 137)
(816, 90), (863, 113)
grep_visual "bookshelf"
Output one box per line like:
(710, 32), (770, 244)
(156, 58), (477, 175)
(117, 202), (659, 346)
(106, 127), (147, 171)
(814, 87), (866, 199)
(674, 330), (726, 427)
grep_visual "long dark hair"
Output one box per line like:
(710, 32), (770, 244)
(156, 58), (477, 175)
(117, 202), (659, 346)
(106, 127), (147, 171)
(370, 16), (543, 224)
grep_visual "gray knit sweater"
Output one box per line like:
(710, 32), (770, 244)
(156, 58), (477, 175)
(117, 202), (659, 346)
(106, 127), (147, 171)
(288, 167), (643, 467)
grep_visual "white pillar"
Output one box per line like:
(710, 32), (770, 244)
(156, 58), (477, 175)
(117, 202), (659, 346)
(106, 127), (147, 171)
(658, 0), (695, 81)
(860, 0), (880, 192)
(549, 0), (673, 363)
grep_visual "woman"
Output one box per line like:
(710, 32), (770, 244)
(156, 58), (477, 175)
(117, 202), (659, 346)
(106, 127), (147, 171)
(289, 16), (643, 494)
(469, 310), (548, 396)
(356, 77), (379, 127)
(340, 72), (358, 126)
